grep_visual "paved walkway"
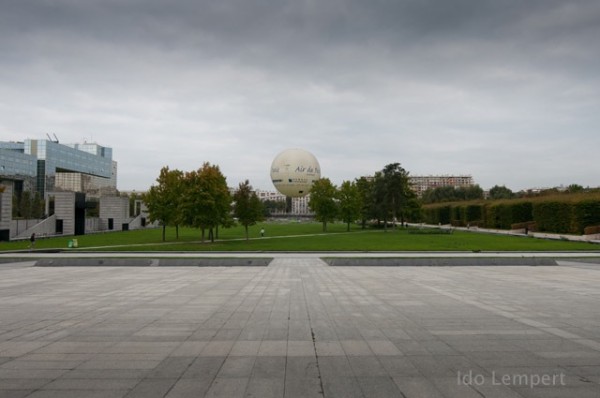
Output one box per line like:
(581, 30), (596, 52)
(1, 257), (600, 397)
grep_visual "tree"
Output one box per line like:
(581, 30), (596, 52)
(378, 163), (411, 231)
(338, 180), (361, 231)
(488, 185), (514, 200)
(421, 186), (455, 204)
(12, 190), (45, 219)
(179, 162), (231, 243)
(404, 195), (422, 222)
(566, 184), (584, 193)
(18, 190), (33, 219)
(233, 180), (264, 240)
(461, 185), (484, 201)
(355, 177), (374, 229)
(263, 199), (286, 216)
(143, 166), (184, 242)
(32, 192), (45, 219)
(207, 165), (233, 241)
(308, 178), (338, 232)
(371, 171), (387, 227)
(179, 169), (212, 242)
(422, 185), (484, 203)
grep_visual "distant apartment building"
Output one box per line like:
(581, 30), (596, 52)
(409, 175), (474, 197)
(290, 194), (312, 215)
(254, 189), (314, 216)
(255, 189), (286, 202)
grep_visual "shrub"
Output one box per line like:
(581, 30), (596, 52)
(571, 200), (600, 234)
(465, 205), (483, 223)
(533, 201), (572, 233)
(510, 202), (533, 224)
(485, 203), (513, 229)
(583, 225), (600, 235)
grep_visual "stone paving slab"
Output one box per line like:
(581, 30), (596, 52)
(0, 258), (600, 397)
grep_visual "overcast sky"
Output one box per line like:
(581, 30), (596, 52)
(1, 0), (599, 192)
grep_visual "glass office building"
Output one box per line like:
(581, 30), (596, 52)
(0, 140), (114, 196)
(0, 144), (37, 179)
(23, 139), (113, 195)
(55, 160), (118, 197)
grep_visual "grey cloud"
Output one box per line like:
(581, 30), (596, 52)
(1, 0), (599, 191)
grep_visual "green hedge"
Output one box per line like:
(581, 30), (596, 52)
(572, 200), (600, 234)
(429, 204), (484, 227)
(483, 201), (532, 229)
(533, 201), (573, 233)
(423, 196), (600, 234)
(423, 205), (452, 225)
(466, 205), (482, 222)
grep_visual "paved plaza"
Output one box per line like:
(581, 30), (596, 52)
(1, 257), (600, 397)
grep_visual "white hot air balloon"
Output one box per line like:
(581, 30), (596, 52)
(270, 148), (321, 197)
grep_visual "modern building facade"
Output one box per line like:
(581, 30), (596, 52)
(0, 139), (117, 240)
(1, 139), (114, 196)
(0, 143), (38, 194)
(55, 160), (118, 197)
(24, 139), (114, 195)
(1, 143), (39, 239)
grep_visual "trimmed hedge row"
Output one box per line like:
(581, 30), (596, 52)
(422, 197), (600, 234)
(571, 200), (600, 234)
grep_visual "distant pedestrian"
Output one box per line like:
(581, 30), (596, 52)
(260, 228), (265, 237)
(29, 233), (36, 250)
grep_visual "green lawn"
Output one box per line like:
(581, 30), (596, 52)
(2, 222), (599, 252)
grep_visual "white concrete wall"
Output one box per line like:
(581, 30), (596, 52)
(47, 191), (76, 235)
(86, 217), (100, 232)
(12, 215), (57, 239)
(99, 196), (130, 231)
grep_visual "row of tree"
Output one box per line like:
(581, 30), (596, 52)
(420, 185), (484, 204)
(12, 191), (45, 219)
(143, 162), (420, 240)
(143, 163), (264, 242)
(309, 163), (420, 232)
